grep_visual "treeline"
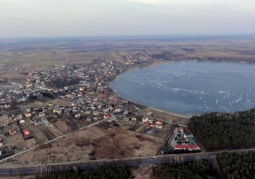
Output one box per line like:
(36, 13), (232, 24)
(36, 164), (131, 179)
(217, 151), (255, 179)
(152, 160), (216, 179)
(181, 48), (195, 52)
(153, 152), (255, 179)
(188, 108), (255, 151)
(151, 51), (171, 60)
(46, 77), (80, 88)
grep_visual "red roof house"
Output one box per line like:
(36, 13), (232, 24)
(0, 99), (7, 104)
(9, 129), (16, 135)
(23, 129), (30, 136)
(174, 144), (201, 151)
(104, 113), (110, 119)
(156, 120), (163, 124)
(0, 139), (3, 146)
(150, 123), (156, 127)
(24, 111), (31, 118)
(178, 127), (184, 132)
(144, 121), (150, 126)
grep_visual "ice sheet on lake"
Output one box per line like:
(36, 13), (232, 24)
(110, 62), (255, 115)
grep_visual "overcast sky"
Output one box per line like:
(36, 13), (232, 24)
(1, 0), (255, 38)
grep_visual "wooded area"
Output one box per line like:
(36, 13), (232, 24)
(153, 152), (255, 179)
(217, 151), (255, 179)
(35, 164), (131, 179)
(152, 160), (216, 179)
(188, 108), (255, 151)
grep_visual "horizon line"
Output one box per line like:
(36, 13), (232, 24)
(1, 34), (255, 40)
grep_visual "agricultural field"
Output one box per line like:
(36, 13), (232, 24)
(1, 37), (255, 74)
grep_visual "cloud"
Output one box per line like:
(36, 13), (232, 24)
(0, 0), (255, 37)
(119, 0), (255, 12)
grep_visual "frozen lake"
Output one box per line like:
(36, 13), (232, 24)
(110, 62), (255, 116)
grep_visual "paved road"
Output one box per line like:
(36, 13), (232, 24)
(1, 148), (255, 175)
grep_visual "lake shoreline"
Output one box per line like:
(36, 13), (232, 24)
(109, 60), (190, 124)
(109, 60), (255, 119)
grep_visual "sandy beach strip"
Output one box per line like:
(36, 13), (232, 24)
(142, 107), (190, 125)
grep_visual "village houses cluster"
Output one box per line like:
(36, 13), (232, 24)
(0, 57), (164, 158)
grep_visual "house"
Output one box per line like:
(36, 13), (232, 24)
(123, 110), (129, 115)
(38, 112), (45, 117)
(131, 117), (137, 121)
(53, 108), (62, 115)
(156, 120), (163, 125)
(33, 107), (40, 111)
(134, 106), (141, 111)
(75, 114), (81, 118)
(114, 108), (122, 113)
(50, 113), (58, 118)
(144, 121), (150, 126)
(109, 106), (113, 111)
(23, 129), (30, 136)
(43, 119), (50, 126)
(18, 97), (27, 103)
(156, 124), (163, 129)
(19, 120), (25, 125)
(107, 115), (117, 122)
(85, 110), (92, 114)
(4, 104), (10, 108)
(104, 113), (110, 119)
(148, 118), (154, 123)
(150, 123), (156, 127)
(16, 114), (23, 120)
(147, 112), (153, 116)
(142, 117), (149, 123)
(174, 144), (201, 151)
(93, 111), (99, 116)
(24, 112), (31, 118)
(178, 127), (184, 132)
(103, 108), (109, 113)
(0, 99), (7, 104)
(24, 108), (31, 113)
(9, 129), (16, 135)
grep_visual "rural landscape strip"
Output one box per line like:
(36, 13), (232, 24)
(1, 37), (255, 176)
